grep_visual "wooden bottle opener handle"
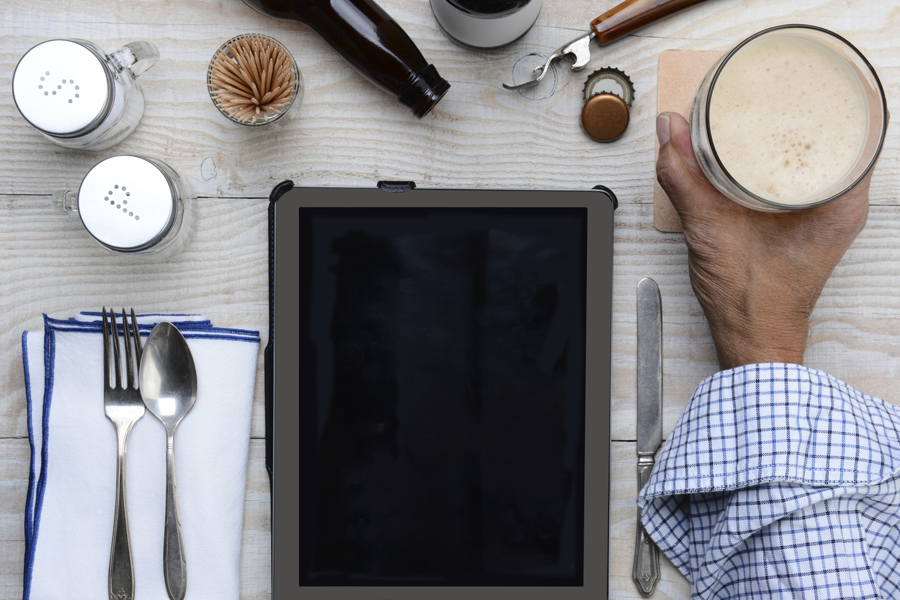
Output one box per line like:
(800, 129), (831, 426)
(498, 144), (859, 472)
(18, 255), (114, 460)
(590, 0), (709, 45)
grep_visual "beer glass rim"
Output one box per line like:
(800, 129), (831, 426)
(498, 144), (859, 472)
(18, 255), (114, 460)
(704, 24), (888, 210)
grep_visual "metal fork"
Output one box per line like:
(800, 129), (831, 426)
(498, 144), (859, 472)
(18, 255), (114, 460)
(103, 308), (145, 600)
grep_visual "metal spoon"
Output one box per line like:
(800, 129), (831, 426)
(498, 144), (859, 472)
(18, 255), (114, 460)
(140, 322), (197, 600)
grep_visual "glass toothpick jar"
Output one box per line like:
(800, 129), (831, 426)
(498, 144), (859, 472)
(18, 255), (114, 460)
(54, 155), (193, 256)
(12, 39), (159, 151)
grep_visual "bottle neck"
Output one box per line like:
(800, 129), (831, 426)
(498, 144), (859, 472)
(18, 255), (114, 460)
(399, 64), (450, 117)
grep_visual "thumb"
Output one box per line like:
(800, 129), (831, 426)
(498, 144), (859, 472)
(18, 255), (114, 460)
(656, 112), (722, 218)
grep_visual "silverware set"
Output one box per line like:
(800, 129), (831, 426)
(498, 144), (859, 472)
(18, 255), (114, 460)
(102, 308), (197, 600)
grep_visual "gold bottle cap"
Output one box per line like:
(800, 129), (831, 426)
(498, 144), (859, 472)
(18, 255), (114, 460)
(582, 67), (635, 105)
(581, 92), (630, 142)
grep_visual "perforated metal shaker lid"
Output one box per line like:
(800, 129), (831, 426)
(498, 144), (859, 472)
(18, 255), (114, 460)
(12, 40), (113, 137)
(78, 156), (176, 252)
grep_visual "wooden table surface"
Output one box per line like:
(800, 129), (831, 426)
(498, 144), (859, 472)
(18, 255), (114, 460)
(1, 0), (897, 598)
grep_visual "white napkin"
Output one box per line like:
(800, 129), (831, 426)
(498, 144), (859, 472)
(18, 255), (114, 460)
(22, 313), (260, 600)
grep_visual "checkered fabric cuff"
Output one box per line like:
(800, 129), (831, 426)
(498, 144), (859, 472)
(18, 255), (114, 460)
(635, 363), (900, 598)
(640, 363), (900, 497)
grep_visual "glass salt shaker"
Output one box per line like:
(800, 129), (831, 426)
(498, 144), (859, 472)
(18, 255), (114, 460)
(12, 39), (159, 151)
(54, 155), (193, 256)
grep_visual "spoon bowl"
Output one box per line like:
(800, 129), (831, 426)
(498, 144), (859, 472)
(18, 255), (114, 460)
(141, 322), (197, 427)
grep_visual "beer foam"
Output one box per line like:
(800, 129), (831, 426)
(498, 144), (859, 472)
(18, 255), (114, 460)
(709, 35), (867, 204)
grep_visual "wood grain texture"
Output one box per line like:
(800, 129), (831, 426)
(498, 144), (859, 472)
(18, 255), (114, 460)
(1, 0), (899, 598)
(0, 194), (269, 440)
(0, 0), (896, 201)
(0, 440), (28, 600)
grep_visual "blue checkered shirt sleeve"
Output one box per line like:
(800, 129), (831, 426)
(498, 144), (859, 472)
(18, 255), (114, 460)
(637, 363), (900, 599)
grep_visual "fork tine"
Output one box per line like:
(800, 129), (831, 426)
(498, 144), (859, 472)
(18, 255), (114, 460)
(122, 308), (134, 388)
(102, 308), (111, 389)
(131, 308), (142, 368)
(110, 309), (122, 389)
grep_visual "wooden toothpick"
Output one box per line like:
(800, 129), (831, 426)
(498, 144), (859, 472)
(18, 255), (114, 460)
(208, 34), (298, 124)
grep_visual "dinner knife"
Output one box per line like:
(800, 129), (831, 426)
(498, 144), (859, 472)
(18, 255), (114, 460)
(633, 277), (662, 596)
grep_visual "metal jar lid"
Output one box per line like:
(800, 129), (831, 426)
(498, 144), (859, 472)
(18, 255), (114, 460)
(78, 156), (177, 252)
(12, 40), (113, 137)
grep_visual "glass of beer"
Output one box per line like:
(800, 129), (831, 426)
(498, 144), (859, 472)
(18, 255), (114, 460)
(691, 25), (887, 211)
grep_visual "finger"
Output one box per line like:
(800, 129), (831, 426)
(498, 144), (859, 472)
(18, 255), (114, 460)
(656, 113), (725, 219)
(656, 112), (701, 172)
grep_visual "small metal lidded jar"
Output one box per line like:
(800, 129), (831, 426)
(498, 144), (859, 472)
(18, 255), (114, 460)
(430, 0), (542, 50)
(12, 39), (159, 151)
(54, 156), (193, 256)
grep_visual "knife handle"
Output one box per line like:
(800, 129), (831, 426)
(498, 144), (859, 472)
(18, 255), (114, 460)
(633, 460), (660, 596)
(590, 0), (709, 45)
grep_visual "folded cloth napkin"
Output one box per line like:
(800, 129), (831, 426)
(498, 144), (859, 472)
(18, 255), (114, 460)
(22, 313), (260, 600)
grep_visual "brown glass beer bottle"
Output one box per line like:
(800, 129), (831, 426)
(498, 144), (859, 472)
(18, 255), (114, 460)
(241, 0), (450, 117)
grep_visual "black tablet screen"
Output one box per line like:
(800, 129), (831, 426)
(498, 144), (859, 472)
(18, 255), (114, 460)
(297, 207), (587, 586)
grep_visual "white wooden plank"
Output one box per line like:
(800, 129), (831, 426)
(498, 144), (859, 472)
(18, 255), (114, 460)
(0, 0), (896, 201)
(1, 0), (899, 597)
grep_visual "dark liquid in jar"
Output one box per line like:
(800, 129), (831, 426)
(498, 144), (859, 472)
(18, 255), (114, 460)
(447, 0), (532, 17)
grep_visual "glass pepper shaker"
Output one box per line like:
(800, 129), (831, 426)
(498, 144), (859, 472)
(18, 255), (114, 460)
(12, 39), (159, 151)
(54, 155), (193, 256)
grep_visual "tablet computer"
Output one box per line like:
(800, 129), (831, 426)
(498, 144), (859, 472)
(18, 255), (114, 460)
(267, 183), (615, 599)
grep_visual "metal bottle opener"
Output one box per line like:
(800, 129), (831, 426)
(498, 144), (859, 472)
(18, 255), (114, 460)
(504, 0), (710, 91)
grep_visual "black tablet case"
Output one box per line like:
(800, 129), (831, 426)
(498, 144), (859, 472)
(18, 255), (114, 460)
(267, 182), (615, 599)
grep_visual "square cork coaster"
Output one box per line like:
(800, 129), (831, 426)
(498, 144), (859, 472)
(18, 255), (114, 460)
(654, 50), (724, 232)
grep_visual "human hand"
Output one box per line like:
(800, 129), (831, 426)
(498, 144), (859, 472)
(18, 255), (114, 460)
(656, 112), (874, 370)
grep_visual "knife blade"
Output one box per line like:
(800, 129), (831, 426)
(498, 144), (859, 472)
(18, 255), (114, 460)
(633, 277), (662, 596)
